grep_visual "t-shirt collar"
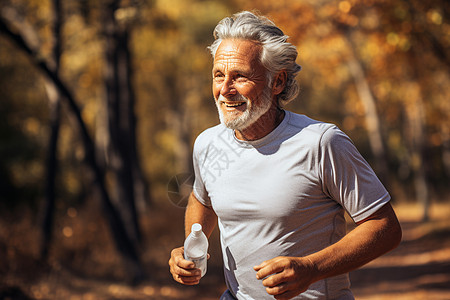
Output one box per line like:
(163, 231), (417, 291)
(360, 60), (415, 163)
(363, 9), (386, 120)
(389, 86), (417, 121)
(231, 110), (290, 148)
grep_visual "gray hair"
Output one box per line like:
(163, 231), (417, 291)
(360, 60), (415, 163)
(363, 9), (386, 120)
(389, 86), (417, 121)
(208, 11), (301, 107)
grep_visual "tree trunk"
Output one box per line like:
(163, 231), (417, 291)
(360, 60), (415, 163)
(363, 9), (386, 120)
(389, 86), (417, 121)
(102, 0), (149, 248)
(118, 24), (151, 215)
(443, 128), (450, 177)
(344, 35), (389, 184)
(404, 81), (430, 222)
(404, 28), (431, 221)
(40, 0), (62, 260)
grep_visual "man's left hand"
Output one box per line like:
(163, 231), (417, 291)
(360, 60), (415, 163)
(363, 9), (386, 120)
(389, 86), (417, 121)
(254, 256), (317, 300)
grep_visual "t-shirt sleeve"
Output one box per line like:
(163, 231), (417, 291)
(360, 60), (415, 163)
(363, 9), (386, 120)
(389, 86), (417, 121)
(319, 126), (390, 223)
(192, 133), (212, 207)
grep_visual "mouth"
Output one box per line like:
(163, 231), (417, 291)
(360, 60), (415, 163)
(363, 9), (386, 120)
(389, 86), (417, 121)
(222, 101), (246, 109)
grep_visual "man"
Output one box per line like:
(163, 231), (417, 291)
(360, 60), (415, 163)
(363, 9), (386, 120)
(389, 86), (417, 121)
(169, 11), (402, 300)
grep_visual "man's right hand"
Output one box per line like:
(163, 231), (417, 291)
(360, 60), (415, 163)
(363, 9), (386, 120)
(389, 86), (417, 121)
(169, 246), (202, 285)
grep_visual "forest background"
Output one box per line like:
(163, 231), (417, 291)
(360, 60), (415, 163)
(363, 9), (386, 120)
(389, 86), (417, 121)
(0, 0), (449, 299)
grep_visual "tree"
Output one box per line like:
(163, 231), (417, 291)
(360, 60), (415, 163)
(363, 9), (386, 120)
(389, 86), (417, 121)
(102, 0), (143, 248)
(40, 0), (62, 260)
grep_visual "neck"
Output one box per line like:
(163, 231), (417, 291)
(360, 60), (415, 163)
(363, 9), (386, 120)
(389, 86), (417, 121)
(235, 107), (285, 141)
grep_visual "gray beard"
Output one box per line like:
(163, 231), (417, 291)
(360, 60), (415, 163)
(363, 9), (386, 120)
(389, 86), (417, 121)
(215, 88), (273, 131)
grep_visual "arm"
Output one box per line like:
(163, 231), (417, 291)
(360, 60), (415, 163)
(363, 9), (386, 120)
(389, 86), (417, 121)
(184, 191), (218, 238)
(169, 192), (217, 285)
(254, 202), (402, 300)
(308, 202), (402, 279)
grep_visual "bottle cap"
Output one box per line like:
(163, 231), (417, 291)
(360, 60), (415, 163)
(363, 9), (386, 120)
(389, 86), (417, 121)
(192, 223), (202, 233)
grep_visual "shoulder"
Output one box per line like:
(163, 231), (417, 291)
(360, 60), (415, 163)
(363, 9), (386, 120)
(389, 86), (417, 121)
(285, 111), (338, 142)
(319, 124), (354, 151)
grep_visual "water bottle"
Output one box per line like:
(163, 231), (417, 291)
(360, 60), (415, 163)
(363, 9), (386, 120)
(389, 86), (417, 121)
(184, 223), (208, 277)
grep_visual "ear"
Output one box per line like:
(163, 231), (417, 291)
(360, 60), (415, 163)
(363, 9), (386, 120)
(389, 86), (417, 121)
(272, 70), (287, 96)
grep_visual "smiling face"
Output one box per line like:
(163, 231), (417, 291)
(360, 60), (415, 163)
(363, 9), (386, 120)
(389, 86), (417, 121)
(212, 39), (276, 136)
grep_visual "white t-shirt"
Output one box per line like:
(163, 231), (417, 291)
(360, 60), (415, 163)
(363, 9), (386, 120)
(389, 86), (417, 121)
(193, 111), (390, 299)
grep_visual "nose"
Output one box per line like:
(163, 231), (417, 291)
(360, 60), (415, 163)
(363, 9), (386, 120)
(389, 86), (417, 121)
(220, 76), (236, 97)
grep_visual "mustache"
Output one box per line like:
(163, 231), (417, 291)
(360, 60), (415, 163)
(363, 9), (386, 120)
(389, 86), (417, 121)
(217, 94), (248, 103)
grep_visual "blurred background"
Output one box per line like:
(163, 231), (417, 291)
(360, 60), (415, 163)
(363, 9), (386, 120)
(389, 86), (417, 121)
(0, 0), (449, 299)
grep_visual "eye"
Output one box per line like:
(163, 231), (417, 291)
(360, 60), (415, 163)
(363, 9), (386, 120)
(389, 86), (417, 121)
(235, 73), (247, 82)
(213, 72), (224, 82)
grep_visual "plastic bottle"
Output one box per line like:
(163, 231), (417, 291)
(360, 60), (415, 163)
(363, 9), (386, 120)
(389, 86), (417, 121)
(184, 223), (208, 277)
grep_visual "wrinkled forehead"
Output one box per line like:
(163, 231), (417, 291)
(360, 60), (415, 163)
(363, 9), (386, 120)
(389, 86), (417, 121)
(213, 39), (263, 71)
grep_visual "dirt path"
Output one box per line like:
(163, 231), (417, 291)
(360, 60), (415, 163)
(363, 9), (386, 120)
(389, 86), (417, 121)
(350, 203), (450, 300)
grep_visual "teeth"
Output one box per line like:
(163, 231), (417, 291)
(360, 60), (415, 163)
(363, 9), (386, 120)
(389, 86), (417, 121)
(225, 102), (245, 107)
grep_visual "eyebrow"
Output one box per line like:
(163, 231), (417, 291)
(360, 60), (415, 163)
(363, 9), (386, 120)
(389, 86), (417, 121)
(212, 66), (253, 77)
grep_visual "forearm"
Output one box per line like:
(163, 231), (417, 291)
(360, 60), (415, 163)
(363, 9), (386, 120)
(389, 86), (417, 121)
(307, 203), (402, 282)
(185, 191), (217, 238)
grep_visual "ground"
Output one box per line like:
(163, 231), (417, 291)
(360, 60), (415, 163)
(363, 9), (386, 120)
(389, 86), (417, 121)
(1, 201), (449, 300)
